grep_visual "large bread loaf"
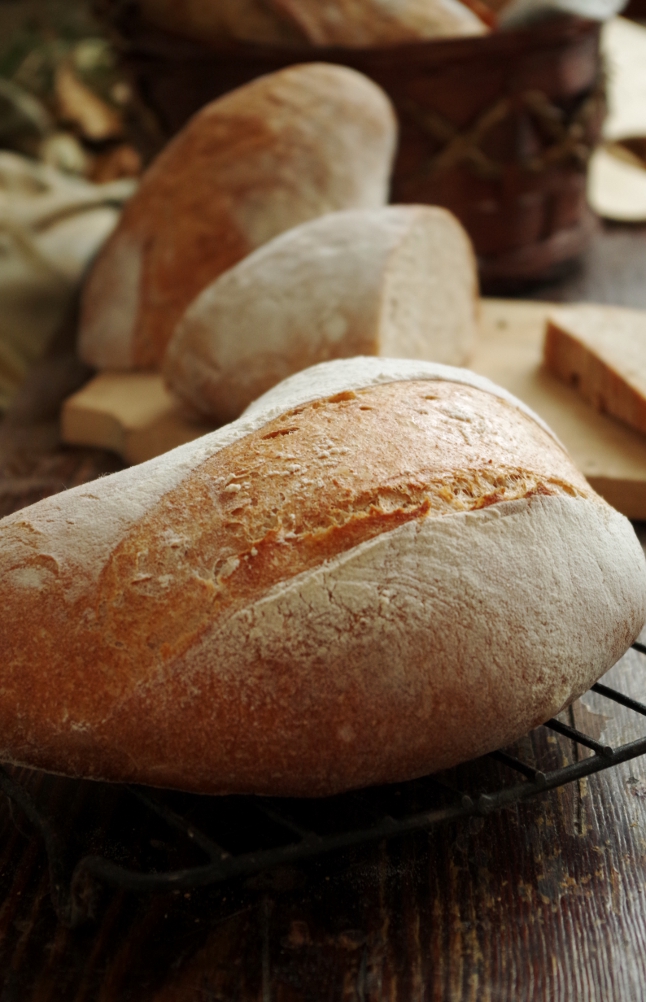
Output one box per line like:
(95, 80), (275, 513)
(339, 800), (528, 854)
(78, 64), (397, 371)
(1, 358), (644, 796)
(164, 206), (479, 422)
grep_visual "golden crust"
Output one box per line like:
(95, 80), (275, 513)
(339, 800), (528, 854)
(85, 381), (586, 673)
(0, 379), (599, 793)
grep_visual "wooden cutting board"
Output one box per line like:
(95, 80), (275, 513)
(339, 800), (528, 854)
(61, 298), (646, 519)
(61, 370), (215, 467)
(473, 299), (646, 519)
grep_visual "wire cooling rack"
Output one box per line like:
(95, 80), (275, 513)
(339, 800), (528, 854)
(1, 643), (646, 928)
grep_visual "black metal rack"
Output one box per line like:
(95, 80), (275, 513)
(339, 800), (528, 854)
(1, 643), (646, 929)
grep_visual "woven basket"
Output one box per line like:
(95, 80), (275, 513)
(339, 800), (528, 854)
(95, 3), (604, 289)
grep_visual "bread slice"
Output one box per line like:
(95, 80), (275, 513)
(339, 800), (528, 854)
(164, 205), (479, 422)
(1, 357), (644, 797)
(138, 0), (306, 45)
(78, 63), (397, 371)
(269, 0), (488, 45)
(544, 304), (646, 436)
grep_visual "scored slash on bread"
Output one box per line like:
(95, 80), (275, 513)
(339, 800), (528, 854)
(544, 305), (646, 436)
(164, 205), (479, 423)
(2, 358), (645, 797)
(78, 64), (397, 371)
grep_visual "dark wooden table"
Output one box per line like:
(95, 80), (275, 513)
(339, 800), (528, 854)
(1, 226), (646, 1001)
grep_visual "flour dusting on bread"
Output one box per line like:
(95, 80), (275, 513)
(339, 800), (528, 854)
(0, 357), (644, 796)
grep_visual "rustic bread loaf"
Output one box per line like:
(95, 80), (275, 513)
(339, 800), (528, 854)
(269, 0), (488, 44)
(164, 205), (479, 422)
(78, 64), (397, 371)
(1, 358), (644, 797)
(138, 0), (306, 45)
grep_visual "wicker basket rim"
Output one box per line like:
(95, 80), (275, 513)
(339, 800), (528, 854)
(98, 6), (600, 68)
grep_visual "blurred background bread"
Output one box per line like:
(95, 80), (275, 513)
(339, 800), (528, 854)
(165, 205), (479, 422)
(78, 62), (397, 371)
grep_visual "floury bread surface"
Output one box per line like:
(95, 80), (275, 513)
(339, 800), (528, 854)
(164, 206), (479, 422)
(78, 64), (396, 371)
(1, 358), (645, 796)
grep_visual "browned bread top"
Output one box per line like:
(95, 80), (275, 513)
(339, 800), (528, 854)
(0, 359), (642, 796)
(75, 379), (593, 666)
(3, 378), (589, 747)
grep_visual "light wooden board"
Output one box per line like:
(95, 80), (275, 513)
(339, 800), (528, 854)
(61, 371), (215, 467)
(475, 299), (646, 519)
(61, 299), (646, 518)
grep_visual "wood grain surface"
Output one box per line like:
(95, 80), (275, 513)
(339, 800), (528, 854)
(1, 227), (646, 1000)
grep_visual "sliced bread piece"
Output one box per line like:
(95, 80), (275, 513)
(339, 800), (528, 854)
(164, 205), (479, 422)
(544, 304), (646, 435)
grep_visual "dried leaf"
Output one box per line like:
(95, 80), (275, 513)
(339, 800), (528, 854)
(55, 61), (122, 142)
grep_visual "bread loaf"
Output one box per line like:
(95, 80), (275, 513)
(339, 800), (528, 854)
(138, 0), (306, 46)
(78, 64), (397, 371)
(1, 357), (644, 796)
(269, 0), (488, 44)
(164, 205), (479, 422)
